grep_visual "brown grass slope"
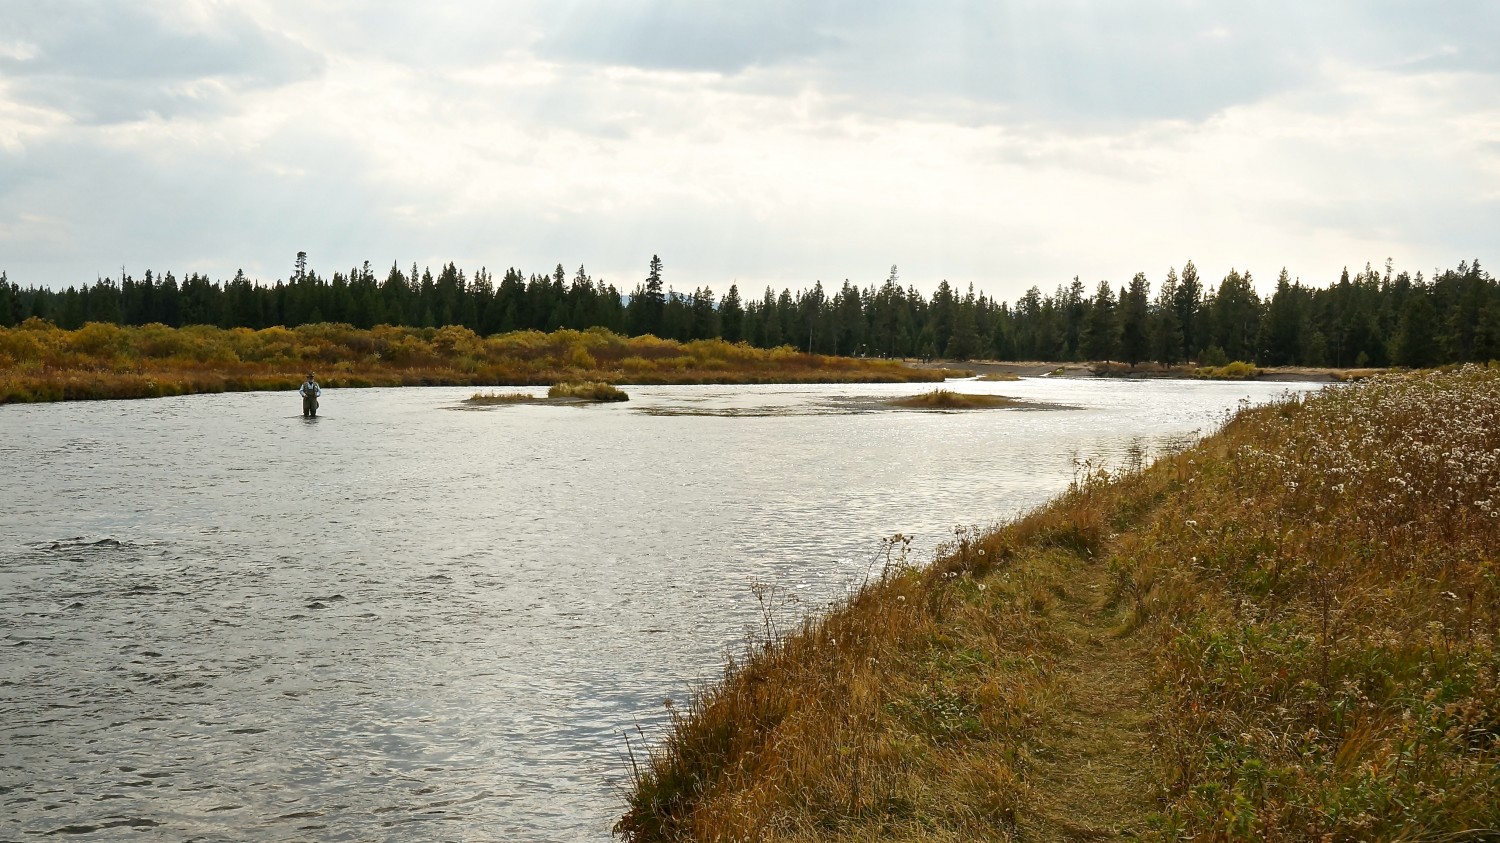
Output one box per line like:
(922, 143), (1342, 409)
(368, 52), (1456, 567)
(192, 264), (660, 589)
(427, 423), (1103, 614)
(619, 365), (1500, 842)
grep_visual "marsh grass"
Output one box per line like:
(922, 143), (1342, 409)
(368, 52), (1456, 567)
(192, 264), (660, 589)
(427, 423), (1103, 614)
(466, 391), (534, 404)
(1091, 361), (1171, 377)
(1193, 360), (1260, 380)
(0, 320), (945, 403)
(977, 372), (1022, 382)
(619, 366), (1500, 841)
(889, 388), (1020, 409)
(547, 381), (629, 402)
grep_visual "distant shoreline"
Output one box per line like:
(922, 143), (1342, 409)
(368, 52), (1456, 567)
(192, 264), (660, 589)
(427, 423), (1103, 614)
(908, 358), (1385, 382)
(0, 322), (958, 405)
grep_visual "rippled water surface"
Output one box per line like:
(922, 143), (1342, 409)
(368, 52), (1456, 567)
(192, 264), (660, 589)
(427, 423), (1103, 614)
(1, 378), (1318, 841)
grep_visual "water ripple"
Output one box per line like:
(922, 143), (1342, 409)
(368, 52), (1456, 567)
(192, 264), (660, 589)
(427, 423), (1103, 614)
(0, 379), (1318, 841)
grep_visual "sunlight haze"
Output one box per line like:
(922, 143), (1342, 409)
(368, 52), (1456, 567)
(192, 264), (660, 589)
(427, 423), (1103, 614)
(1, 1), (1496, 298)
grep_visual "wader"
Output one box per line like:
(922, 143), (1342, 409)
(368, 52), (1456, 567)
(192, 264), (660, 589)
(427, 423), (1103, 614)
(303, 393), (319, 417)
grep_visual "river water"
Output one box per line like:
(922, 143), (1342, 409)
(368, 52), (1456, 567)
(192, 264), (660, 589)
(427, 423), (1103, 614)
(0, 377), (1317, 841)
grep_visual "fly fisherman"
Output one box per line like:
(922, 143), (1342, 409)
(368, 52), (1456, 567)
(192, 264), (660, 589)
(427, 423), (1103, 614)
(300, 373), (322, 417)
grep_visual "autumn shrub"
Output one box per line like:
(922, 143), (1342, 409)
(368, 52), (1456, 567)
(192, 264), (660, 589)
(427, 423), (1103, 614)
(431, 324), (483, 358)
(487, 329), (554, 360)
(68, 322), (130, 359)
(565, 342), (598, 369)
(0, 328), (43, 364)
(0, 323), (941, 403)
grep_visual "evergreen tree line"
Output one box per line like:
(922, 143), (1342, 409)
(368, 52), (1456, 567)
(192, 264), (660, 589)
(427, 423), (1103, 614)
(1, 255), (1496, 367)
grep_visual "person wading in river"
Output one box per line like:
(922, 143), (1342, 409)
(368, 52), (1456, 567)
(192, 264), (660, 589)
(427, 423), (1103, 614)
(299, 373), (322, 417)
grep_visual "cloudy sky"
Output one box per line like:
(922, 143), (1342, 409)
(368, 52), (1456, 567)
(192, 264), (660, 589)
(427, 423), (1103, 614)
(1, 1), (1496, 299)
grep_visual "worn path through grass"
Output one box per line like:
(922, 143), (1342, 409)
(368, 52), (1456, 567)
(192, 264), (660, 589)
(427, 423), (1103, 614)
(1016, 558), (1160, 841)
(626, 370), (1500, 841)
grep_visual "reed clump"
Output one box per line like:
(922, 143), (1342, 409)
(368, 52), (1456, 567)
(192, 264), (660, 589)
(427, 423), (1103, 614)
(547, 381), (629, 402)
(466, 391), (534, 404)
(977, 371), (1021, 381)
(620, 367), (1500, 841)
(1193, 359), (1260, 380)
(889, 388), (1020, 409)
(0, 320), (946, 404)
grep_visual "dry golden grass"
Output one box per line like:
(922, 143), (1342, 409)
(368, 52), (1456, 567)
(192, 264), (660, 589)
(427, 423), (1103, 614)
(1192, 360), (1261, 380)
(1135, 365), (1500, 840)
(547, 381), (629, 401)
(0, 320), (945, 403)
(889, 388), (1021, 409)
(620, 365), (1500, 842)
(466, 391), (534, 404)
(977, 372), (1022, 382)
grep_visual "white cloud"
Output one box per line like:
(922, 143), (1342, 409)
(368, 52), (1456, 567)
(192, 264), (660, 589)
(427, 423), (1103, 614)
(0, 38), (39, 61)
(0, 1), (1496, 300)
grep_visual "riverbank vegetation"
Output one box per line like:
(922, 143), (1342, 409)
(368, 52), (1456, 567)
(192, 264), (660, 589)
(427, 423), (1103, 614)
(3, 255), (1495, 367)
(0, 321), (942, 404)
(618, 366), (1500, 841)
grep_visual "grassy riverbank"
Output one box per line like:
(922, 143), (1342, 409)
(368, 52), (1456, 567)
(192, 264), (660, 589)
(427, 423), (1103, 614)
(0, 320), (948, 403)
(619, 366), (1500, 841)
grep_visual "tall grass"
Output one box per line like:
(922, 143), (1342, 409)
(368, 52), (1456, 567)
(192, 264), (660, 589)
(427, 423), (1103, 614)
(0, 320), (945, 403)
(889, 388), (1020, 409)
(618, 366), (1500, 841)
(548, 381), (629, 401)
(1136, 365), (1500, 839)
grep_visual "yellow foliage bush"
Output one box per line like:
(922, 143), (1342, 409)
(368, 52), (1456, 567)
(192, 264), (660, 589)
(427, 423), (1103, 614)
(68, 322), (130, 358)
(0, 322), (942, 403)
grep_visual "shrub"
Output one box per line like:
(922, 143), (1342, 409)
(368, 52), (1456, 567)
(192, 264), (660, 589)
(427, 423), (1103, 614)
(68, 322), (130, 359)
(1195, 360), (1260, 380)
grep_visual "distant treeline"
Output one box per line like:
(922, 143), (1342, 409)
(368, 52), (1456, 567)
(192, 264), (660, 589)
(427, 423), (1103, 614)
(2, 254), (1496, 367)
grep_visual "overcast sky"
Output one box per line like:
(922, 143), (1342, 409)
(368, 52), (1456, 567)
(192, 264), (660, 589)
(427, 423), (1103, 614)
(2, 1), (1496, 299)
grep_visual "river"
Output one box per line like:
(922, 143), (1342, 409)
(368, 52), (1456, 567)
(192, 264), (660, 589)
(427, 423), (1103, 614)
(0, 377), (1318, 841)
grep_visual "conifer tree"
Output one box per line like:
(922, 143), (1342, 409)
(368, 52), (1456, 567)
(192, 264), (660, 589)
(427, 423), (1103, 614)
(1119, 273), (1151, 366)
(1394, 290), (1440, 368)
(1259, 268), (1305, 366)
(1153, 268), (1184, 365)
(720, 284), (744, 342)
(0, 272), (15, 326)
(631, 254), (667, 337)
(1211, 269), (1261, 362)
(1061, 278), (1087, 361)
(930, 280), (956, 355)
(946, 295), (982, 361)
(1084, 280), (1119, 361)
(1175, 261), (1204, 361)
